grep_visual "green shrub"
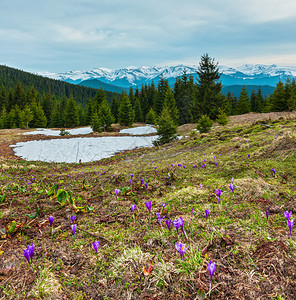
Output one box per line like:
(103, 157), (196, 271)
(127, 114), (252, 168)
(197, 115), (213, 133)
(216, 110), (229, 126)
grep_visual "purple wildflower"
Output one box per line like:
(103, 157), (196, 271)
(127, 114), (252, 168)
(283, 211), (292, 220)
(115, 188), (120, 197)
(141, 179), (144, 185)
(70, 215), (75, 224)
(179, 217), (185, 232)
(207, 260), (217, 288)
(248, 154), (250, 158)
(131, 204), (135, 214)
(71, 224), (77, 235)
(287, 219), (294, 237)
(229, 181), (235, 196)
(23, 247), (33, 270)
(205, 209), (210, 219)
(48, 216), (54, 227)
(145, 201), (152, 214)
(92, 241), (99, 253)
(166, 219), (171, 230)
(266, 210), (269, 220)
(156, 213), (165, 228)
(173, 219), (181, 235)
(215, 189), (221, 197)
(175, 242), (189, 260)
(144, 183), (148, 189)
(162, 203), (167, 211)
(27, 243), (35, 263)
(272, 168), (276, 175)
(217, 197), (221, 204)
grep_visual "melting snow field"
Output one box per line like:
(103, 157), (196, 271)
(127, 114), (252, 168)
(21, 125), (156, 136)
(119, 125), (157, 135)
(11, 135), (157, 163)
(22, 127), (93, 136)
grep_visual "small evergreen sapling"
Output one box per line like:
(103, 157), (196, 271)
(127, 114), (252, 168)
(197, 115), (213, 133)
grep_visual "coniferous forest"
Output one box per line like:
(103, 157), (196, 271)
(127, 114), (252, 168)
(0, 54), (296, 131)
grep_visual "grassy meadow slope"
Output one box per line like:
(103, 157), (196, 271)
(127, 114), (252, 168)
(0, 112), (296, 299)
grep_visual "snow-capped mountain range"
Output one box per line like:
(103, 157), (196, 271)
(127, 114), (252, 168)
(39, 64), (296, 91)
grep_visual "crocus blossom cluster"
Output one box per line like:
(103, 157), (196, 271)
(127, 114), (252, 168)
(23, 243), (35, 271)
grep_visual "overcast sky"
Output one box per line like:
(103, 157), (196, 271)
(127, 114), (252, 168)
(1, 0), (296, 73)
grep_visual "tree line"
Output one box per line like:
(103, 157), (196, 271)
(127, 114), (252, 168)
(0, 55), (295, 131)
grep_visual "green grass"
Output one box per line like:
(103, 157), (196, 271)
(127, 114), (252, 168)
(0, 117), (296, 299)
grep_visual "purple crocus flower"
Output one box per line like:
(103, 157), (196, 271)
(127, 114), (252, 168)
(23, 248), (31, 265)
(171, 164), (174, 168)
(145, 201), (152, 213)
(217, 197), (221, 204)
(272, 168), (276, 175)
(191, 208), (194, 217)
(27, 243), (35, 263)
(173, 219), (181, 235)
(205, 209), (210, 219)
(283, 211), (292, 220)
(128, 179), (132, 184)
(266, 210), (269, 220)
(214, 189), (221, 197)
(144, 183), (148, 189)
(162, 203), (167, 211)
(130, 173), (134, 178)
(166, 219), (171, 230)
(207, 260), (217, 287)
(115, 188), (120, 197)
(70, 215), (75, 224)
(71, 224), (77, 235)
(175, 242), (189, 260)
(248, 154), (250, 158)
(92, 241), (99, 253)
(287, 219), (294, 237)
(179, 217), (185, 233)
(156, 213), (165, 228)
(131, 204), (135, 214)
(48, 216), (54, 227)
(193, 164), (196, 168)
(229, 182), (235, 196)
(141, 179), (144, 185)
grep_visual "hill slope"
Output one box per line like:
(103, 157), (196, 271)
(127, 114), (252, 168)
(0, 112), (296, 299)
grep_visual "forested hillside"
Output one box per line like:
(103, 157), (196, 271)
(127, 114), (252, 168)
(0, 55), (295, 131)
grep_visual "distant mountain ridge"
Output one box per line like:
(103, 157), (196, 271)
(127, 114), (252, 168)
(39, 64), (296, 95)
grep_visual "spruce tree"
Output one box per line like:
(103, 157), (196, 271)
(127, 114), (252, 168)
(154, 76), (169, 115)
(21, 105), (34, 129)
(270, 81), (286, 112)
(195, 54), (224, 119)
(91, 112), (102, 133)
(50, 102), (63, 128)
(133, 97), (144, 123)
(118, 93), (134, 126)
(98, 98), (114, 131)
(250, 89), (257, 112)
(110, 97), (119, 123)
(30, 101), (47, 128)
(154, 106), (177, 145)
(163, 88), (179, 125)
(237, 86), (250, 114)
(145, 107), (157, 125)
(64, 95), (79, 128)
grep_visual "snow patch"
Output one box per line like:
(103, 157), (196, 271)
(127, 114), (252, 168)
(11, 136), (157, 163)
